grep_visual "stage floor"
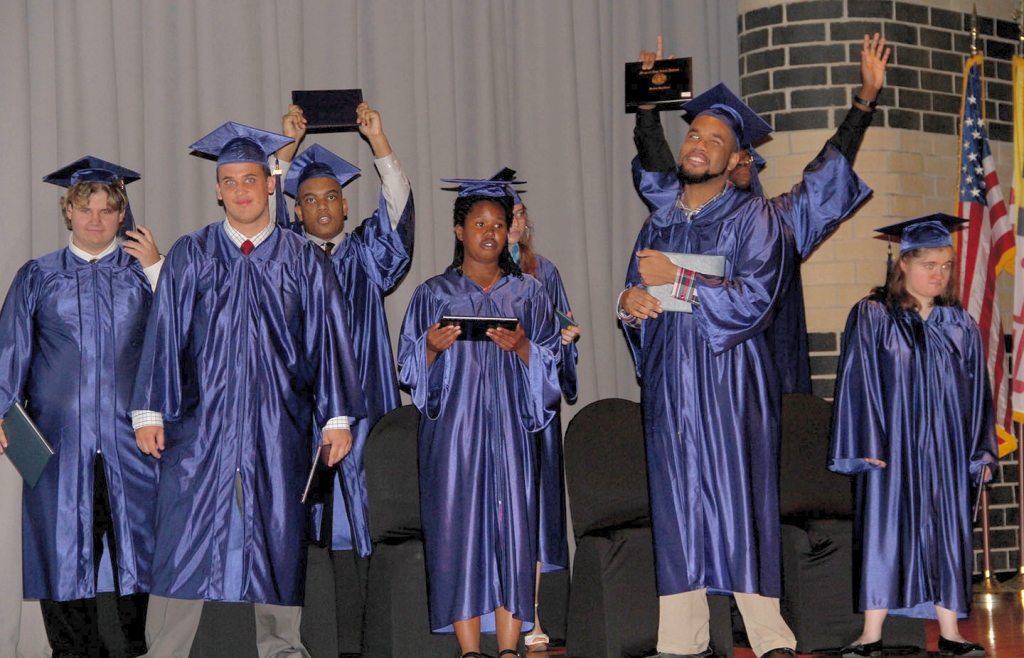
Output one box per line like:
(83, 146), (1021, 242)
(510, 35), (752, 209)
(536, 589), (1024, 657)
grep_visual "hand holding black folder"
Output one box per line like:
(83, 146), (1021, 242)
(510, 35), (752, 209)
(2, 402), (55, 488)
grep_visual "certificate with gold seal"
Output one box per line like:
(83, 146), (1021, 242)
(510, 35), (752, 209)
(624, 58), (692, 112)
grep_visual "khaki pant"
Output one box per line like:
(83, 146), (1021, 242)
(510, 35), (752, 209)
(657, 589), (796, 657)
(142, 596), (311, 658)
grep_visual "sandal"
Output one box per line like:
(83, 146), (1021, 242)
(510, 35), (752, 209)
(525, 632), (549, 653)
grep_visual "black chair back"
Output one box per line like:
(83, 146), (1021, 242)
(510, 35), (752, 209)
(364, 405), (422, 542)
(779, 393), (853, 519)
(563, 398), (649, 541)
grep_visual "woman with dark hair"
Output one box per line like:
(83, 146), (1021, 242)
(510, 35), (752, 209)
(398, 183), (561, 658)
(829, 215), (998, 658)
(505, 188), (580, 651)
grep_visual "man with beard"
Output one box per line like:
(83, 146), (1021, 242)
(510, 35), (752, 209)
(633, 34), (887, 394)
(617, 85), (798, 658)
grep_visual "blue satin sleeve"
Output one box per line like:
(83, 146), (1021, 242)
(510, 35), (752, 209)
(690, 202), (791, 355)
(535, 257), (578, 403)
(962, 319), (999, 482)
(0, 262), (38, 415)
(631, 155), (681, 213)
(770, 143), (872, 260)
(515, 293), (562, 434)
(397, 284), (449, 419)
(829, 300), (889, 475)
(304, 246), (366, 427)
(351, 191), (414, 293)
(130, 237), (199, 420)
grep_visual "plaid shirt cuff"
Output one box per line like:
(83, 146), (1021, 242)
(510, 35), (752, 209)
(324, 416), (351, 431)
(671, 267), (699, 303)
(131, 410), (164, 429)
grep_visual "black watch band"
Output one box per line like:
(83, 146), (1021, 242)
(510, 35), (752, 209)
(853, 94), (878, 110)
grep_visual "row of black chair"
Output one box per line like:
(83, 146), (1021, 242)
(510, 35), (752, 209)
(179, 393), (924, 657)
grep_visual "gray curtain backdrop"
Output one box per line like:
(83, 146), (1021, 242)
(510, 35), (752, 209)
(0, 0), (738, 418)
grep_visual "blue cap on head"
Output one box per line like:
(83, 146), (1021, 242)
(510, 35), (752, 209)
(682, 83), (773, 149)
(283, 144), (361, 198)
(875, 213), (966, 253)
(190, 122), (294, 167)
(44, 156), (142, 233)
(442, 177), (524, 199)
(43, 156), (141, 188)
(488, 167), (526, 205)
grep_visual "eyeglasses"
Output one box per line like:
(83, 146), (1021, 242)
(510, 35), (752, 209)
(513, 209), (529, 220)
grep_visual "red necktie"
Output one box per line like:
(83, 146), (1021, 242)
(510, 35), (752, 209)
(241, 240), (254, 256)
(324, 242), (334, 257)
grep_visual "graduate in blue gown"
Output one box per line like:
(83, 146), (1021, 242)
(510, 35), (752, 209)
(130, 123), (365, 657)
(632, 34), (888, 395)
(0, 157), (163, 657)
(278, 101), (413, 656)
(398, 182), (561, 658)
(829, 215), (997, 658)
(618, 85), (802, 658)
(491, 170), (579, 652)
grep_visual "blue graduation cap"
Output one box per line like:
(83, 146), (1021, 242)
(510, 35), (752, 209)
(189, 122), (294, 166)
(488, 167), (526, 205)
(283, 144), (361, 198)
(682, 83), (773, 149)
(875, 213), (965, 253)
(43, 156), (141, 233)
(441, 176), (525, 199)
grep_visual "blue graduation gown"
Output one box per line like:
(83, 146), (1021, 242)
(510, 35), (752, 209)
(528, 254), (577, 571)
(130, 223), (365, 606)
(398, 268), (561, 633)
(622, 187), (793, 598)
(631, 144), (872, 393)
(829, 299), (998, 618)
(313, 191), (414, 556)
(0, 248), (157, 601)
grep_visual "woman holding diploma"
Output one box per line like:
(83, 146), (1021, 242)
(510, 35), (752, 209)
(829, 215), (997, 658)
(398, 180), (561, 658)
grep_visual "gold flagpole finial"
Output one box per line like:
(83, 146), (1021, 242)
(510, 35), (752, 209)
(971, 5), (979, 56)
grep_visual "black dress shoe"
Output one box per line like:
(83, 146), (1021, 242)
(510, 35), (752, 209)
(938, 636), (986, 656)
(760, 648), (797, 658)
(840, 639), (882, 657)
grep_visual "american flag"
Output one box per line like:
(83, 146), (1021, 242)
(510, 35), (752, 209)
(957, 54), (1016, 457)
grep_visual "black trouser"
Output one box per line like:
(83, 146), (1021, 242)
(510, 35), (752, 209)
(39, 454), (148, 658)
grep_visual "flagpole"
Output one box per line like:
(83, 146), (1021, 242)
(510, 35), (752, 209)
(1005, 0), (1024, 593)
(964, 4), (1008, 594)
(1005, 422), (1024, 590)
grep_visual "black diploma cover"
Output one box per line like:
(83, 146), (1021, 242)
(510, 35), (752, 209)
(624, 58), (693, 113)
(3, 402), (54, 488)
(292, 89), (364, 132)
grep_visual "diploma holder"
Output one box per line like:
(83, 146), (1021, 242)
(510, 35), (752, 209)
(301, 445), (324, 504)
(648, 253), (726, 313)
(2, 402), (55, 488)
(292, 89), (364, 132)
(624, 58), (693, 113)
(439, 315), (519, 341)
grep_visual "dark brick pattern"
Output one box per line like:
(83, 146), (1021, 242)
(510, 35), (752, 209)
(738, 1), (1019, 141)
(809, 330), (1022, 576)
